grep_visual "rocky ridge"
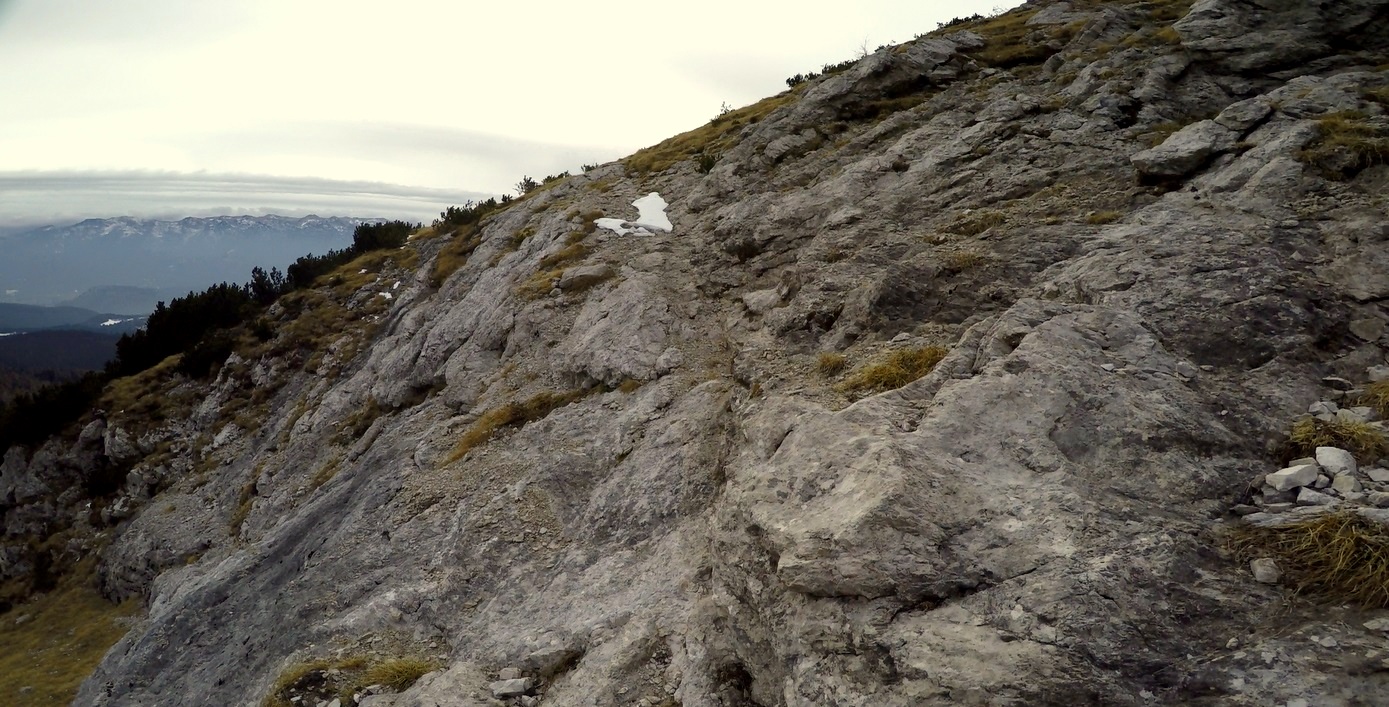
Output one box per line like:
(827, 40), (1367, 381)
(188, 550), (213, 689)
(5, 0), (1389, 704)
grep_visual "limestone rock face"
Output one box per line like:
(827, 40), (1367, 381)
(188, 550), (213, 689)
(1131, 119), (1239, 179)
(1176, 0), (1389, 72)
(0, 1), (1379, 706)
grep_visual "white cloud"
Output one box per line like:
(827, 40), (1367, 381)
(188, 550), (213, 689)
(0, 0), (1022, 222)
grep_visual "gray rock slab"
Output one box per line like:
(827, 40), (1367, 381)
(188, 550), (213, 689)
(1266, 464), (1320, 491)
(489, 678), (537, 698)
(1296, 487), (1336, 506)
(1332, 474), (1363, 494)
(1130, 120), (1238, 178)
(1316, 447), (1357, 477)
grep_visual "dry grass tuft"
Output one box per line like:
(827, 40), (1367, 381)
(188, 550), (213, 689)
(516, 268), (568, 300)
(1086, 210), (1122, 225)
(1286, 417), (1389, 462)
(444, 389), (595, 465)
(362, 657), (440, 691)
(816, 352), (847, 376)
(1361, 380), (1389, 419)
(838, 346), (947, 397)
(1229, 512), (1389, 608)
(0, 577), (140, 706)
(625, 92), (799, 174)
(430, 227), (482, 288)
(1298, 111), (1389, 179)
(308, 455), (343, 491)
(943, 250), (988, 271)
(945, 211), (1006, 236)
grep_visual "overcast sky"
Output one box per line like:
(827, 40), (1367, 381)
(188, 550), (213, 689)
(0, 0), (1020, 226)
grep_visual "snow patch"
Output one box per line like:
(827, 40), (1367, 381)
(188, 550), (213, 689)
(0, 332), (17, 337)
(392, 281), (401, 290)
(596, 192), (674, 236)
(379, 292), (393, 300)
(100, 318), (129, 326)
(358, 268), (368, 274)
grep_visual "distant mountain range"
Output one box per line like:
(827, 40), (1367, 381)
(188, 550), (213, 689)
(0, 214), (374, 315)
(0, 302), (145, 335)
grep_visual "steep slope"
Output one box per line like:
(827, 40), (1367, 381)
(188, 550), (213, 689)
(4, 0), (1389, 704)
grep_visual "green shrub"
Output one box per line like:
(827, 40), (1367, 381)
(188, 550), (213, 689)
(351, 220), (417, 252)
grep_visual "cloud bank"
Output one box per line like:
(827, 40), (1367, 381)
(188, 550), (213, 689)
(0, 170), (493, 228)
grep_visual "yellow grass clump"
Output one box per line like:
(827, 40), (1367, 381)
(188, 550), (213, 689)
(1229, 512), (1389, 608)
(838, 346), (948, 397)
(0, 578), (140, 706)
(1286, 417), (1389, 462)
(1358, 379), (1389, 419)
(444, 389), (595, 465)
(816, 352), (847, 376)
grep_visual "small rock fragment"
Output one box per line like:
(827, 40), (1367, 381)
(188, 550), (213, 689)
(1337, 408), (1369, 424)
(557, 264), (616, 291)
(1350, 318), (1386, 342)
(1316, 447), (1357, 477)
(1364, 618), (1389, 632)
(1324, 376), (1355, 391)
(1332, 474), (1363, 494)
(1266, 464), (1320, 491)
(1296, 487), (1335, 506)
(499, 667), (521, 680)
(1367, 468), (1389, 484)
(490, 678), (537, 698)
(1308, 401), (1339, 415)
(1251, 558), (1282, 584)
(1314, 474), (1332, 489)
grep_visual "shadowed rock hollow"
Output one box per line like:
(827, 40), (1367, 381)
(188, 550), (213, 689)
(5, 0), (1389, 704)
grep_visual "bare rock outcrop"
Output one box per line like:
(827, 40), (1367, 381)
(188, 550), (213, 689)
(0, 1), (1385, 705)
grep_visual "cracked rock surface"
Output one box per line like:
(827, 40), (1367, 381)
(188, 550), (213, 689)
(4, 1), (1389, 705)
